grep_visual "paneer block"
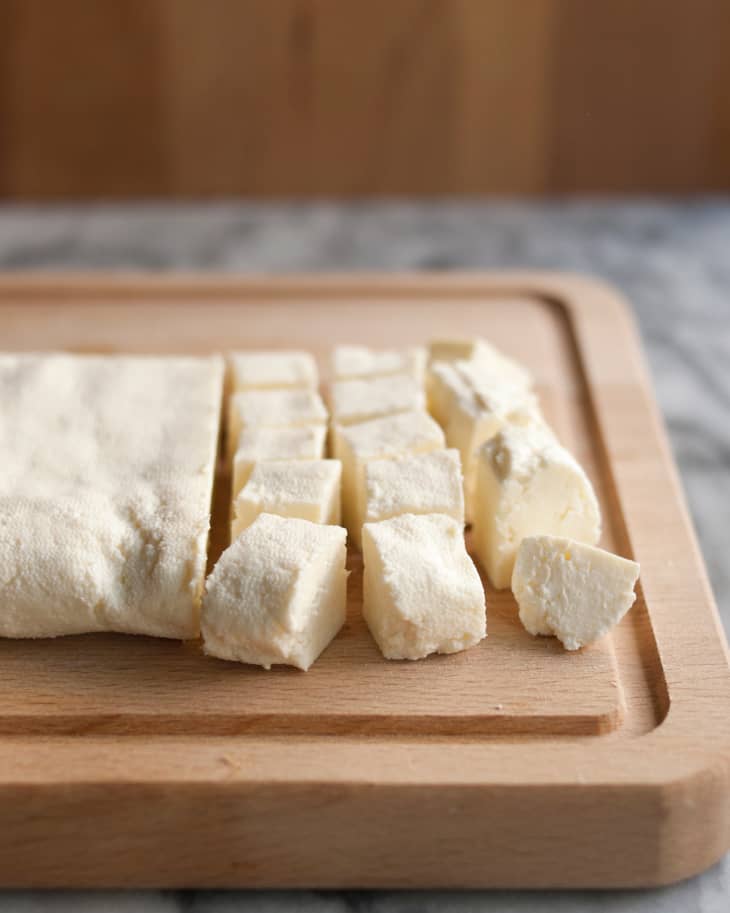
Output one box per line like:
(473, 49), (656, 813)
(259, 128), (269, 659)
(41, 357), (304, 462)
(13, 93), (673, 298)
(232, 425), (327, 498)
(227, 389), (327, 459)
(512, 536), (640, 650)
(362, 513), (486, 660)
(202, 514), (348, 670)
(472, 423), (601, 590)
(231, 459), (341, 539)
(332, 410), (445, 546)
(364, 449), (464, 526)
(228, 350), (318, 392)
(329, 374), (426, 426)
(331, 345), (426, 382)
(0, 354), (223, 639)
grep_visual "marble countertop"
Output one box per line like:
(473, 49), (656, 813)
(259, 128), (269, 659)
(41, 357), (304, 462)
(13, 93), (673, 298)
(0, 200), (727, 912)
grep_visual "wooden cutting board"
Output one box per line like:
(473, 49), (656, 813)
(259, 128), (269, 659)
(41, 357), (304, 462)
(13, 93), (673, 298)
(0, 272), (727, 888)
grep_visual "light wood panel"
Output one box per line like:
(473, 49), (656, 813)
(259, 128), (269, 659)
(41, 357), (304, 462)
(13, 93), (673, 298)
(0, 273), (727, 887)
(0, 0), (729, 196)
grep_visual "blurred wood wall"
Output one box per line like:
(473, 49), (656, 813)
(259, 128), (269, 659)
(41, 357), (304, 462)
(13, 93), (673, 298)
(0, 0), (728, 198)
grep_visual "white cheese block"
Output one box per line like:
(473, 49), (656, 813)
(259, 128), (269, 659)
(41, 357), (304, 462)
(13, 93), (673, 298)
(332, 410), (445, 547)
(0, 353), (223, 639)
(328, 374), (426, 426)
(512, 536), (640, 650)
(472, 423), (601, 589)
(227, 389), (327, 460)
(364, 449), (464, 526)
(232, 425), (327, 498)
(362, 513), (486, 660)
(201, 513), (348, 670)
(331, 345), (426, 382)
(228, 350), (318, 391)
(231, 459), (341, 539)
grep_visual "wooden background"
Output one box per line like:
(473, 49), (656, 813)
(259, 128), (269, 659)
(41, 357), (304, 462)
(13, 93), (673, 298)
(0, 0), (728, 198)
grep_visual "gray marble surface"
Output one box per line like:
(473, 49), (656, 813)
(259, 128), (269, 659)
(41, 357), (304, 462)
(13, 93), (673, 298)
(0, 200), (727, 911)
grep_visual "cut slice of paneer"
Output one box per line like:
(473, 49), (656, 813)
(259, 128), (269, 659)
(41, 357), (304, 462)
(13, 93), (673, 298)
(231, 425), (327, 499)
(362, 513), (486, 661)
(512, 536), (640, 650)
(328, 374), (426, 426)
(331, 345), (427, 382)
(227, 389), (327, 460)
(228, 350), (318, 392)
(332, 410), (445, 547)
(472, 423), (601, 590)
(231, 459), (341, 539)
(364, 449), (464, 526)
(201, 513), (348, 670)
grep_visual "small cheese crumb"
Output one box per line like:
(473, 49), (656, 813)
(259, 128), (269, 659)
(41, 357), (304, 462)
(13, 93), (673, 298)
(472, 423), (601, 589)
(364, 449), (464, 526)
(228, 351), (318, 392)
(332, 345), (426, 381)
(231, 459), (341, 538)
(332, 410), (445, 547)
(329, 374), (426, 426)
(227, 389), (327, 459)
(231, 425), (327, 498)
(362, 513), (486, 660)
(201, 514), (348, 670)
(512, 536), (640, 650)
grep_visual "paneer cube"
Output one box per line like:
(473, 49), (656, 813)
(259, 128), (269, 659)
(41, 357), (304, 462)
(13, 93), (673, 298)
(201, 514), (348, 670)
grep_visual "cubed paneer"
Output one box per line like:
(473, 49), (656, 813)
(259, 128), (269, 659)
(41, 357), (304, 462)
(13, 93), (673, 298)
(202, 514), (348, 670)
(231, 459), (341, 538)
(227, 389), (327, 460)
(332, 410), (445, 547)
(362, 513), (486, 660)
(329, 374), (426, 426)
(512, 536), (639, 650)
(228, 350), (318, 392)
(472, 424), (601, 589)
(364, 449), (464, 526)
(231, 425), (327, 498)
(331, 345), (426, 382)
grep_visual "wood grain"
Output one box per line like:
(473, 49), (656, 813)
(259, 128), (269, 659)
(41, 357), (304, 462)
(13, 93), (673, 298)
(0, 0), (728, 196)
(0, 273), (727, 887)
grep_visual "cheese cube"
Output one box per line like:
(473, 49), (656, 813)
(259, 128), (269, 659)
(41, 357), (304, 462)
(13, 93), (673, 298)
(329, 374), (426, 426)
(227, 389), (327, 460)
(202, 514), (348, 670)
(427, 341), (532, 427)
(362, 513), (486, 660)
(231, 459), (341, 538)
(0, 354), (223, 640)
(473, 423), (601, 589)
(427, 361), (471, 427)
(332, 345), (426, 382)
(512, 536), (640, 650)
(228, 350), (318, 392)
(428, 337), (533, 388)
(332, 410), (445, 546)
(445, 374), (542, 517)
(232, 425), (327, 498)
(364, 449), (464, 526)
